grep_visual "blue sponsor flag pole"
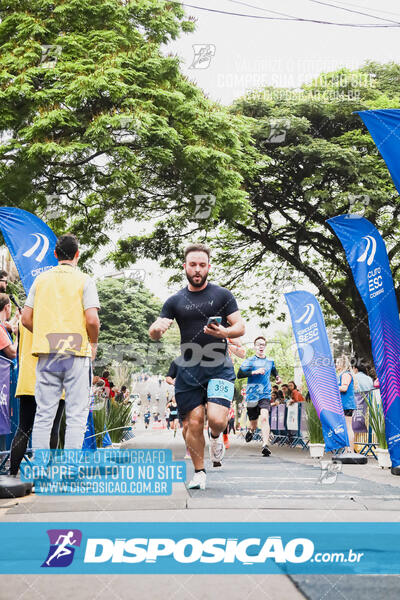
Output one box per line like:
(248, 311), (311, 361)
(285, 291), (349, 451)
(328, 215), (400, 468)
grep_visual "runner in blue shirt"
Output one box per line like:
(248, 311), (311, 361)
(237, 336), (281, 456)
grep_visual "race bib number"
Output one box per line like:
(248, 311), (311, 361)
(207, 379), (234, 401)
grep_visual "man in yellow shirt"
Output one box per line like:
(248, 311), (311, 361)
(22, 234), (100, 449)
(9, 324), (65, 475)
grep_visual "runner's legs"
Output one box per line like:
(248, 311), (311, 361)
(259, 407), (270, 446)
(207, 402), (229, 437)
(345, 415), (355, 452)
(184, 404), (206, 470)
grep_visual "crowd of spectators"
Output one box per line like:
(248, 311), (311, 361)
(270, 381), (305, 407)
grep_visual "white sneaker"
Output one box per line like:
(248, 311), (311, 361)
(187, 471), (206, 490)
(209, 433), (225, 464)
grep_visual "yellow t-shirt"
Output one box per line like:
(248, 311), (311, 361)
(16, 324), (65, 399)
(30, 265), (92, 357)
(15, 324), (37, 397)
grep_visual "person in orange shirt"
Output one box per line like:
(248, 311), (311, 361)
(287, 381), (305, 404)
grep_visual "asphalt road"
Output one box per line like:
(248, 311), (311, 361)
(2, 375), (400, 599)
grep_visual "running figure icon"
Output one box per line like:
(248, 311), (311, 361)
(46, 531), (77, 566)
(41, 529), (82, 568)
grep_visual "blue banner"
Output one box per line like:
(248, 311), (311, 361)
(0, 207), (58, 294)
(102, 428), (112, 448)
(357, 109), (400, 195)
(285, 291), (348, 451)
(328, 215), (400, 467)
(0, 356), (11, 435)
(82, 412), (97, 451)
(0, 522), (399, 574)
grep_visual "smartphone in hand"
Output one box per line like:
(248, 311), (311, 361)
(207, 316), (222, 326)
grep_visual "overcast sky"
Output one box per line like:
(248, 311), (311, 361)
(167, 0), (400, 105)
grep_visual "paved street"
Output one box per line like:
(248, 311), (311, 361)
(1, 378), (400, 600)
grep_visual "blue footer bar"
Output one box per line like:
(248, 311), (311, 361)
(0, 522), (399, 574)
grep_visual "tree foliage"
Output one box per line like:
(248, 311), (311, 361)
(95, 276), (161, 373)
(0, 0), (250, 263)
(115, 62), (400, 368)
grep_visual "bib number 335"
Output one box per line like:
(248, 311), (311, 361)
(207, 379), (234, 401)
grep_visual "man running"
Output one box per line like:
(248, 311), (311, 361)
(237, 336), (281, 456)
(149, 243), (245, 490)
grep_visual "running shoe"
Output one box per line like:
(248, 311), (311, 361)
(187, 471), (206, 490)
(209, 433), (225, 463)
(261, 445), (271, 457)
(245, 430), (254, 443)
(212, 461), (222, 469)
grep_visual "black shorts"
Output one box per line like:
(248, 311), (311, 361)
(247, 398), (271, 421)
(175, 386), (232, 420)
(344, 409), (354, 417)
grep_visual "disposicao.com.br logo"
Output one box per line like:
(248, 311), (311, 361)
(82, 536), (363, 566)
(0, 522), (387, 574)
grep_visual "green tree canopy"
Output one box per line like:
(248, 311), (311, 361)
(115, 62), (400, 369)
(0, 0), (251, 262)
(95, 276), (162, 374)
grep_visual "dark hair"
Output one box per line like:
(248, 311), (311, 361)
(109, 381), (114, 388)
(282, 384), (289, 389)
(288, 380), (297, 389)
(55, 233), (79, 260)
(121, 385), (127, 392)
(102, 370), (110, 378)
(184, 243), (210, 261)
(277, 390), (284, 399)
(254, 336), (266, 344)
(272, 384), (278, 390)
(0, 270), (8, 280)
(0, 293), (10, 311)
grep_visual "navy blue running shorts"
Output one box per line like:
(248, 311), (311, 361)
(176, 385), (233, 420)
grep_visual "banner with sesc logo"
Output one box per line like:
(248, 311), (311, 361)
(285, 290), (348, 451)
(328, 215), (400, 468)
